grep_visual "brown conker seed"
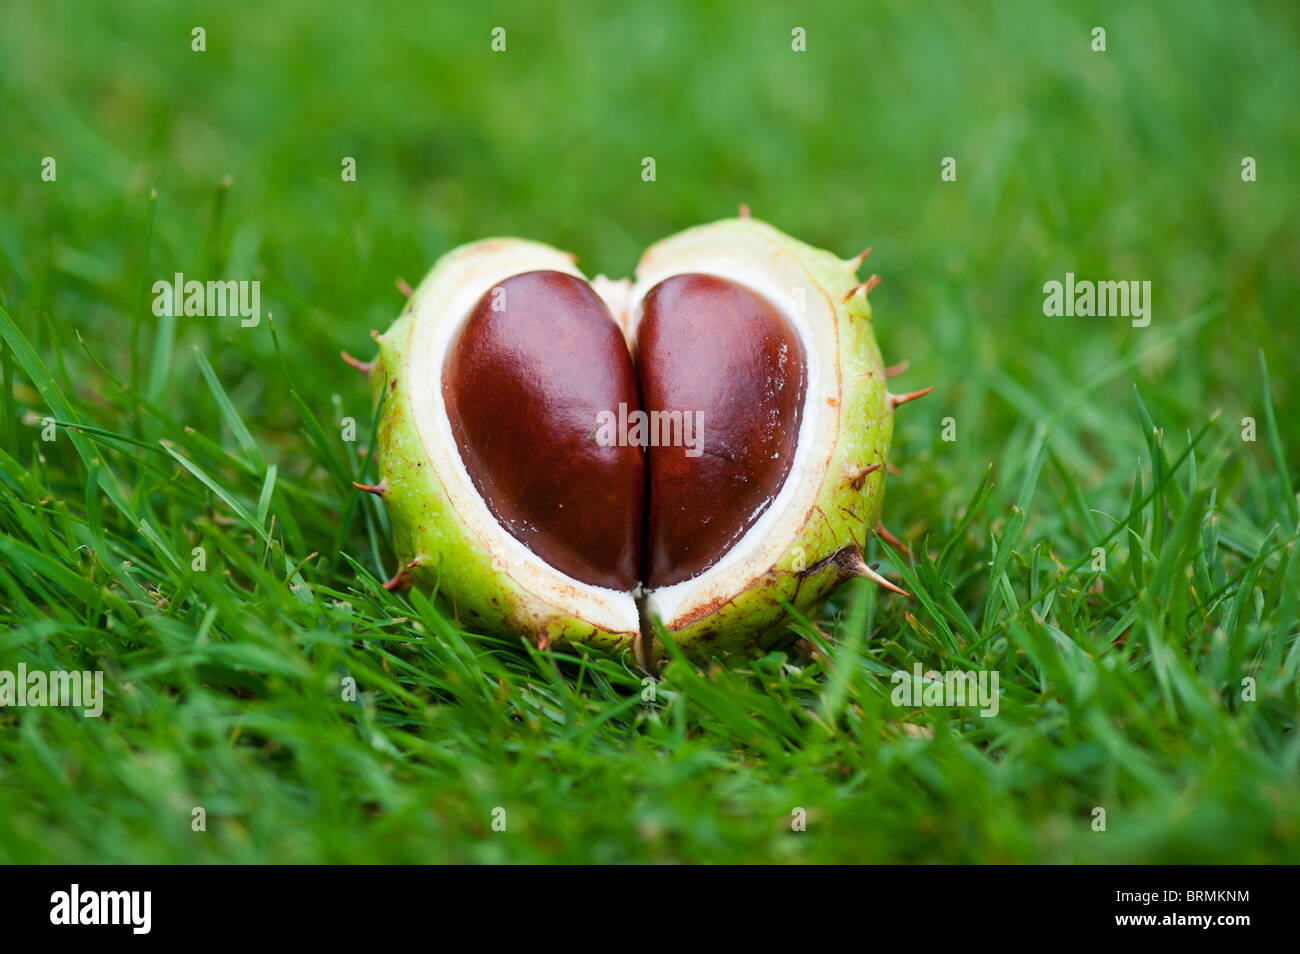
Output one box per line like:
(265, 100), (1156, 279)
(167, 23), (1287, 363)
(636, 273), (806, 587)
(442, 270), (645, 590)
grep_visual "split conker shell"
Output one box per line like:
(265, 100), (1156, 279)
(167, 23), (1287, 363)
(365, 218), (894, 666)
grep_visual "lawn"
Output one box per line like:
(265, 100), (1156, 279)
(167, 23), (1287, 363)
(0, 0), (1297, 863)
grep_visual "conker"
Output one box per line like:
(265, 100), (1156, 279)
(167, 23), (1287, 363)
(360, 216), (913, 665)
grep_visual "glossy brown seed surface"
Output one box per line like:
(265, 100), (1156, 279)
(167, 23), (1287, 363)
(635, 273), (806, 587)
(442, 270), (645, 590)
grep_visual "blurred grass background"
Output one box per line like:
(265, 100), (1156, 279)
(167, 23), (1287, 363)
(4, 1), (1297, 509)
(0, 0), (1297, 863)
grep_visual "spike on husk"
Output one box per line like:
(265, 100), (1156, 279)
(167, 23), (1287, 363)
(341, 350), (373, 375)
(888, 386), (933, 408)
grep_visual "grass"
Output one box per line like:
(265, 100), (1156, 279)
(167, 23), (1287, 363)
(0, 0), (1297, 863)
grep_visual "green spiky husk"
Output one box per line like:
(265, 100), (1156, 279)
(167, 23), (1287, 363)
(368, 219), (893, 664)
